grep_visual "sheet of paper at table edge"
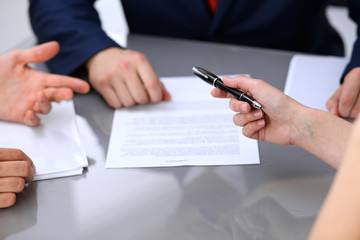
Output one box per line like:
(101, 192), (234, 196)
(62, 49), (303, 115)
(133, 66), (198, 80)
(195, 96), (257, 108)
(0, 100), (88, 181)
(105, 76), (260, 168)
(284, 54), (348, 111)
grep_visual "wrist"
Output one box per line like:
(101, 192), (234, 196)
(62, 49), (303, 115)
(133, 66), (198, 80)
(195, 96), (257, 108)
(85, 47), (121, 71)
(289, 105), (315, 147)
(85, 51), (102, 71)
(291, 106), (352, 168)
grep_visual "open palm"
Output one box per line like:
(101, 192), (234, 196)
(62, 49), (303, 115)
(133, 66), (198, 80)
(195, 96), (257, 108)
(0, 41), (89, 126)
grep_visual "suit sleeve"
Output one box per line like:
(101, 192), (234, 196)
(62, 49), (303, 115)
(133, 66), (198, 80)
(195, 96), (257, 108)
(29, 0), (121, 75)
(341, 0), (360, 82)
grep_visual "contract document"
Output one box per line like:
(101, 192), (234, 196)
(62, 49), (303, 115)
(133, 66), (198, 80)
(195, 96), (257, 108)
(106, 76), (260, 168)
(0, 100), (88, 181)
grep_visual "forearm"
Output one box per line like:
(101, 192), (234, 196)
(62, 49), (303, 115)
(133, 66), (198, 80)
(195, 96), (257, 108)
(29, 0), (120, 75)
(309, 117), (360, 239)
(293, 107), (352, 169)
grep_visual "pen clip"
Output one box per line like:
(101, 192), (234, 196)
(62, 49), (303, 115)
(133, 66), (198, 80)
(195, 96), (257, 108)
(192, 67), (220, 86)
(192, 67), (208, 79)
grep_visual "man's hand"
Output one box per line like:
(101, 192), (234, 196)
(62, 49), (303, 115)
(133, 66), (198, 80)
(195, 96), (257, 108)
(327, 67), (360, 118)
(86, 47), (171, 108)
(0, 41), (90, 126)
(0, 148), (35, 208)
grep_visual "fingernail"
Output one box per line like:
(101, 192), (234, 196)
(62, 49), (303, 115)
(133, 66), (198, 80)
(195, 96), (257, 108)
(253, 110), (262, 117)
(328, 106), (335, 114)
(257, 119), (265, 126)
(240, 104), (247, 112)
(41, 96), (47, 103)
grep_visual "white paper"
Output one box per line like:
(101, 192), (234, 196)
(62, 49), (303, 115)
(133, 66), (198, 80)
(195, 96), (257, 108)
(284, 54), (348, 111)
(107, 31), (128, 48)
(0, 100), (88, 181)
(106, 76), (260, 168)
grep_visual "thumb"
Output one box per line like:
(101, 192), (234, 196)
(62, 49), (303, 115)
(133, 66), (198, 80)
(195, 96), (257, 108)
(160, 82), (171, 101)
(223, 75), (255, 93)
(326, 86), (342, 116)
(223, 75), (271, 101)
(18, 41), (60, 64)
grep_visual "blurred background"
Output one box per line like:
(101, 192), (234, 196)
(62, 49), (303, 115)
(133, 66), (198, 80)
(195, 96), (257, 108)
(0, 0), (356, 58)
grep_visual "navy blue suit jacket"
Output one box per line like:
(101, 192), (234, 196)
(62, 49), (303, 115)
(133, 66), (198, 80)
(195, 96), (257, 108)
(29, 0), (360, 80)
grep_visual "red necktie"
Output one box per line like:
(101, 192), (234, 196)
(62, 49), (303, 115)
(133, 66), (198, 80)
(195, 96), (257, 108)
(207, 0), (218, 14)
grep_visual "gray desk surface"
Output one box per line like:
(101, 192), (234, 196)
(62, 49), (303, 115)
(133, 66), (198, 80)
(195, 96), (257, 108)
(0, 35), (335, 240)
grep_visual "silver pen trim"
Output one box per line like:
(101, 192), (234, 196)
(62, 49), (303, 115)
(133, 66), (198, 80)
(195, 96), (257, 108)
(252, 101), (263, 109)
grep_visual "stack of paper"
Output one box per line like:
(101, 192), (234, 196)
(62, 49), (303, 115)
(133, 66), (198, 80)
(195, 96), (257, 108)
(0, 100), (88, 181)
(106, 76), (260, 168)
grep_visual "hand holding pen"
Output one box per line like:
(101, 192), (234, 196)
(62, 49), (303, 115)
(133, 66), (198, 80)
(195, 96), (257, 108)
(205, 70), (306, 148)
(192, 67), (262, 109)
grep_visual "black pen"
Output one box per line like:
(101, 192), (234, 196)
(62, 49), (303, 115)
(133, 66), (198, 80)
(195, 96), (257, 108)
(192, 66), (262, 109)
